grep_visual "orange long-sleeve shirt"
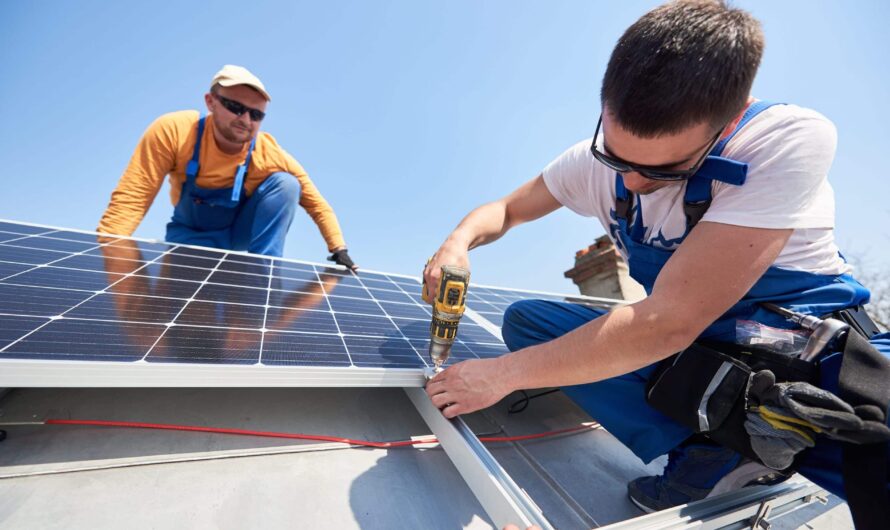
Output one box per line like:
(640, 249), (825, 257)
(98, 110), (346, 251)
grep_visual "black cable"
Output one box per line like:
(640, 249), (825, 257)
(507, 389), (561, 414)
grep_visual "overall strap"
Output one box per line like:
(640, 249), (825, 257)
(614, 175), (647, 243)
(682, 101), (782, 232)
(230, 136), (256, 203)
(615, 175), (634, 227)
(185, 114), (207, 185)
(713, 100), (780, 156)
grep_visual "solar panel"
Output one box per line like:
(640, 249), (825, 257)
(0, 219), (618, 387)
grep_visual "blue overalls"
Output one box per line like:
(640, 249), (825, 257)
(501, 101), (890, 500)
(165, 115), (301, 257)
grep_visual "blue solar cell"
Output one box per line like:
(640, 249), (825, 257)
(391, 318), (429, 340)
(327, 296), (381, 315)
(107, 239), (173, 253)
(226, 253), (272, 265)
(273, 267), (318, 282)
(360, 277), (403, 291)
(0, 244), (67, 266)
(445, 342), (481, 362)
(66, 293), (187, 324)
(466, 300), (501, 313)
(0, 315), (48, 348)
(175, 301), (266, 329)
(0, 284), (93, 316)
(110, 276), (203, 299)
(459, 341), (510, 359)
(265, 307), (337, 334)
(275, 261), (315, 273)
(170, 246), (224, 259)
(268, 276), (321, 294)
(408, 339), (466, 366)
(146, 325), (261, 364)
(52, 254), (145, 274)
(7, 236), (96, 253)
(194, 283), (267, 306)
(5, 267), (125, 292)
(207, 270), (269, 289)
(267, 289), (326, 310)
(316, 272), (363, 288)
(0, 262), (32, 279)
(323, 283), (371, 299)
(475, 312), (504, 327)
(43, 231), (109, 243)
(378, 302), (429, 320)
(84, 245), (164, 262)
(162, 253), (219, 269)
(0, 222), (47, 235)
(334, 313), (399, 336)
(457, 323), (501, 343)
(367, 288), (415, 304)
(0, 232), (24, 244)
(0, 318), (165, 362)
(134, 261), (212, 282)
(345, 336), (426, 368)
(218, 259), (270, 276)
(262, 332), (349, 366)
(387, 274), (420, 286)
(406, 293), (427, 306)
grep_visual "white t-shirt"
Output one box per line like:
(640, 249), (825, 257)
(542, 104), (852, 276)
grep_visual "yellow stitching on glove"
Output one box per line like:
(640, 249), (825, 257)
(758, 406), (819, 443)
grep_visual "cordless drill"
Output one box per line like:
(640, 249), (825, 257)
(424, 265), (470, 372)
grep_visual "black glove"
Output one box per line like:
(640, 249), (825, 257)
(748, 369), (890, 445)
(327, 249), (357, 270)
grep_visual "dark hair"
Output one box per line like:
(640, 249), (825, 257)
(601, 0), (764, 137)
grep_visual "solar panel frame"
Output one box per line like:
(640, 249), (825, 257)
(0, 219), (621, 387)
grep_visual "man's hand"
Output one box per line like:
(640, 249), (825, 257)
(422, 241), (470, 303)
(425, 358), (512, 418)
(327, 248), (358, 271)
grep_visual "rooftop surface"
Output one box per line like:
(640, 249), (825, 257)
(0, 387), (850, 529)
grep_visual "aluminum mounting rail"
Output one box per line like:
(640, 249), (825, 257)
(405, 386), (554, 530)
(598, 476), (825, 530)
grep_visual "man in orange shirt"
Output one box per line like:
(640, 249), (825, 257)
(98, 64), (357, 268)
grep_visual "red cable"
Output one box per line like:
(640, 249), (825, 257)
(44, 419), (597, 448)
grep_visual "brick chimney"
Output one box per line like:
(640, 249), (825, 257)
(564, 235), (646, 301)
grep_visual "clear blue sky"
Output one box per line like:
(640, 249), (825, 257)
(2, 1), (887, 294)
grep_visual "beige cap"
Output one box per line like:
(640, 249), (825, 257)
(210, 64), (271, 102)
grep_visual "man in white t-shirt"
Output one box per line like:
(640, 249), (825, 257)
(422, 0), (888, 519)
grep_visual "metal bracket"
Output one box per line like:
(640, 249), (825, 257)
(404, 387), (554, 530)
(750, 499), (773, 529)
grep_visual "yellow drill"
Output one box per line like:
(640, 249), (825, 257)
(423, 264), (470, 372)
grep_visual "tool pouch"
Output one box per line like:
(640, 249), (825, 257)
(645, 341), (818, 462)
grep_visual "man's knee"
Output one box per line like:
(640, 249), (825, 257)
(257, 172), (300, 203)
(502, 300), (546, 351)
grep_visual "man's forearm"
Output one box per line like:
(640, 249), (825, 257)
(445, 200), (512, 251)
(442, 174), (561, 253)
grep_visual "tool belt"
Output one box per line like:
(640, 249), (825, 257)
(646, 339), (817, 460)
(645, 307), (890, 530)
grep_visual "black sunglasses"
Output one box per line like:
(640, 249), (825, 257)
(213, 93), (266, 122)
(589, 115), (723, 181)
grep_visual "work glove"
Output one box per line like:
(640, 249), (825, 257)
(327, 249), (357, 271)
(745, 408), (815, 470)
(745, 370), (890, 470)
(745, 370), (824, 469)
